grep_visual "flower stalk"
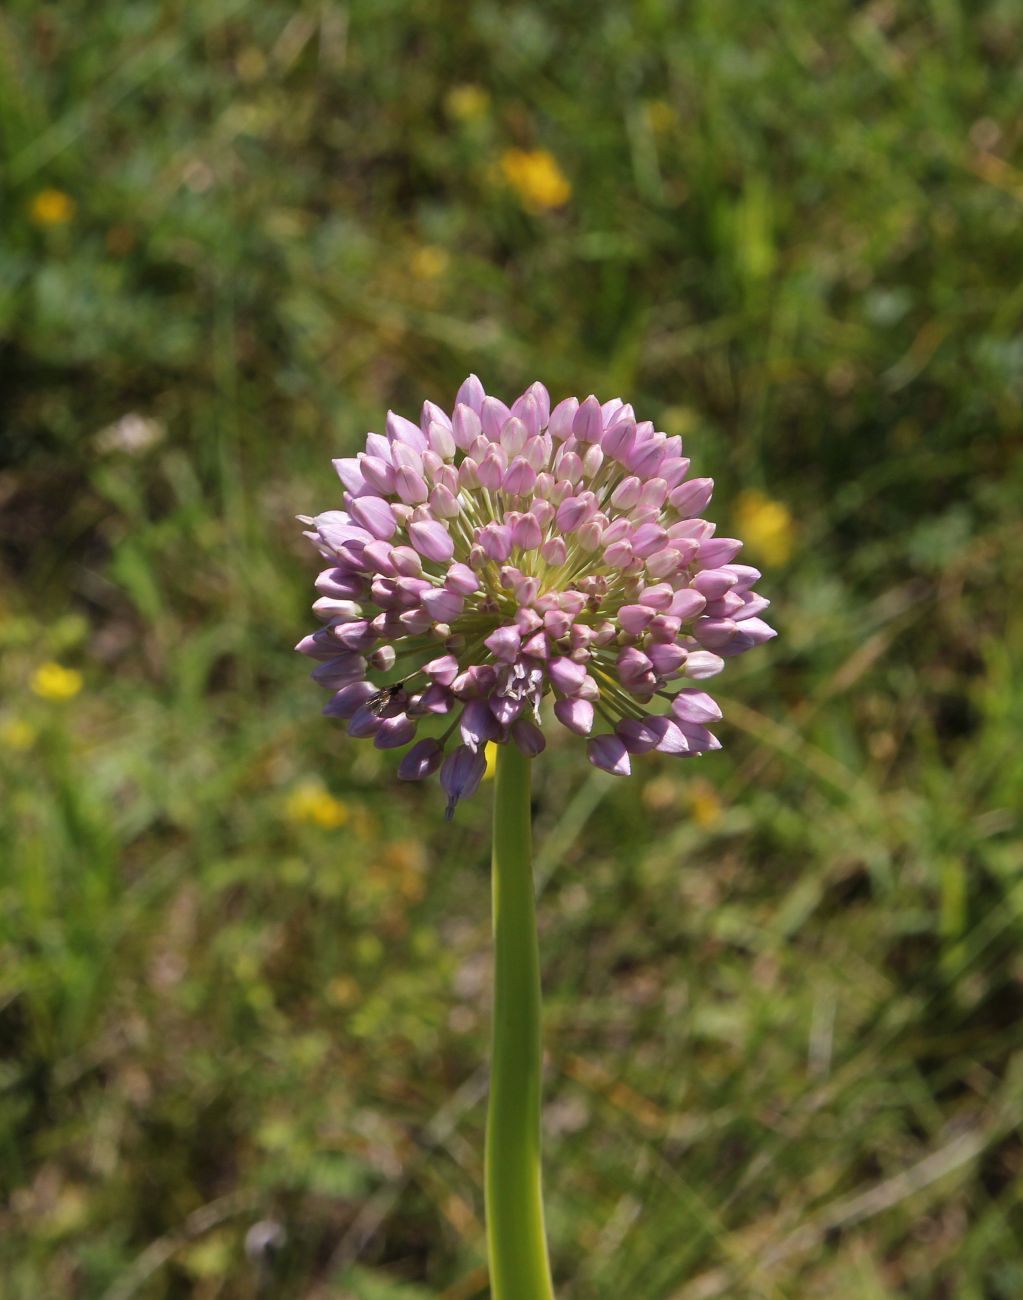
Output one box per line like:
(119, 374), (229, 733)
(486, 743), (555, 1300)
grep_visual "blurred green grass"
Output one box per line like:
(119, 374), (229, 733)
(2, 1), (1023, 1297)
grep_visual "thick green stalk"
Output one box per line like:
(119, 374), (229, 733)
(486, 744), (555, 1300)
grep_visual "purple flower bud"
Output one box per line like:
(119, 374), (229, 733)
(639, 478), (669, 510)
(697, 537), (743, 567)
(491, 694), (524, 725)
(312, 596), (362, 623)
(314, 568), (365, 600)
(394, 576), (432, 607)
(460, 698), (500, 752)
(440, 744), (488, 818)
(610, 476), (641, 509)
(558, 591), (586, 616)
(500, 416), (529, 457)
(347, 703), (382, 738)
(722, 563), (761, 592)
(630, 522), (668, 559)
(333, 621), (378, 652)
(367, 640), (395, 670)
(648, 716), (690, 754)
(408, 520), (455, 563)
(423, 587), (465, 622)
(428, 420), (456, 460)
(617, 717), (661, 753)
(511, 513), (543, 551)
(669, 517), (714, 542)
(692, 568), (738, 599)
(478, 448), (507, 490)
(704, 591), (745, 619)
(573, 395), (603, 443)
(604, 539), (633, 568)
(374, 713), (417, 749)
(423, 655), (460, 686)
(660, 457), (691, 489)
(296, 630), (345, 661)
(694, 618), (738, 649)
(456, 374), (485, 414)
(333, 457), (368, 495)
(479, 523), (512, 562)
(541, 537), (567, 566)
(577, 674), (600, 702)
(587, 734), (631, 776)
(322, 681), (377, 717)
(669, 589), (707, 621)
(510, 392), (541, 439)
(521, 631), (547, 658)
(398, 608), (432, 634)
(734, 594), (771, 621)
(387, 411), (428, 451)
(648, 643), (688, 676)
(349, 495), (397, 541)
(619, 604), (655, 636)
(552, 495), (585, 533)
(362, 540), (398, 577)
(674, 721), (721, 752)
(647, 615), (682, 641)
(683, 651), (725, 679)
(645, 548), (684, 580)
(442, 562), (478, 595)
(524, 435), (550, 471)
(554, 697), (594, 735)
(481, 396), (511, 441)
(603, 419), (636, 462)
(544, 610), (572, 641)
(617, 647), (654, 688)
(360, 454), (397, 495)
(554, 448), (582, 482)
(458, 457), (481, 490)
(669, 477), (714, 514)
(531, 499), (555, 529)
(719, 617), (777, 653)
(628, 438), (665, 478)
(429, 484), (460, 518)
(549, 656), (587, 696)
(503, 457), (537, 495)
(511, 717), (546, 756)
(670, 689), (723, 724)
(416, 683), (454, 714)
(485, 626), (522, 663)
(522, 381), (551, 426)
(397, 738), (445, 780)
(548, 396), (579, 440)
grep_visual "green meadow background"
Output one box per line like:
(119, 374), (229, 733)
(2, 2), (1022, 1296)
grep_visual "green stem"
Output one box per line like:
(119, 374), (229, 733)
(486, 744), (556, 1300)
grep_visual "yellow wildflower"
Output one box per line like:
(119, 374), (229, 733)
(687, 780), (724, 829)
(445, 84), (490, 123)
(482, 741), (498, 781)
(499, 149), (571, 212)
(410, 245), (450, 280)
(235, 46), (267, 82)
(326, 975), (361, 1008)
(285, 779), (349, 828)
(1, 719), (36, 751)
(734, 489), (795, 567)
(31, 662), (83, 701)
(646, 100), (677, 134)
(29, 188), (75, 226)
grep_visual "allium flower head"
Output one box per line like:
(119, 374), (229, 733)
(298, 378), (776, 816)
